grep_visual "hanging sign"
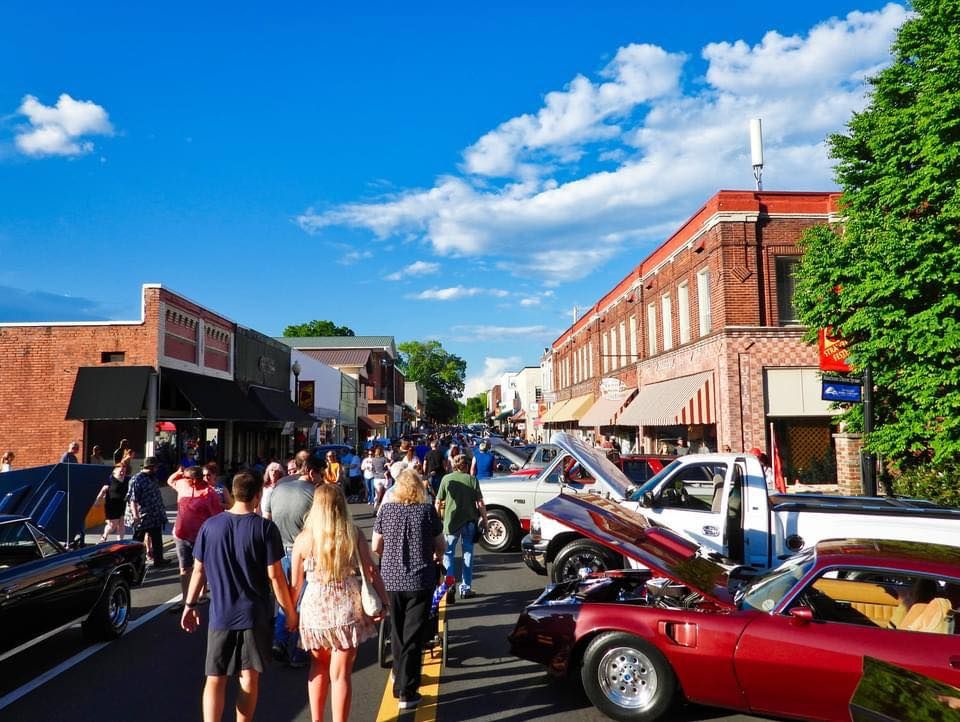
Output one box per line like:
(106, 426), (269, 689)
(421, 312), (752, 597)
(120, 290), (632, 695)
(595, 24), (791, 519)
(818, 328), (852, 373)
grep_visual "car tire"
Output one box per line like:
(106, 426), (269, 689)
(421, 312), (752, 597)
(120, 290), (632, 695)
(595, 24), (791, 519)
(581, 632), (676, 722)
(551, 540), (622, 583)
(479, 509), (518, 552)
(83, 576), (131, 640)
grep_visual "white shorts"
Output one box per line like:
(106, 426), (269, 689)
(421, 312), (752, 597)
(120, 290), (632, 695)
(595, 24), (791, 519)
(374, 476), (387, 490)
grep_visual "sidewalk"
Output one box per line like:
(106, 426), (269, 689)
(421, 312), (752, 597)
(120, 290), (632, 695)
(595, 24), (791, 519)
(83, 484), (178, 554)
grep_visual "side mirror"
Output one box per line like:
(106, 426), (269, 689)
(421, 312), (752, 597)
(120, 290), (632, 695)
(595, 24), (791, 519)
(640, 492), (655, 508)
(789, 606), (814, 625)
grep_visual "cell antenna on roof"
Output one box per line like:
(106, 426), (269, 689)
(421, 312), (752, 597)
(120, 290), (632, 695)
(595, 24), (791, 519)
(750, 118), (764, 191)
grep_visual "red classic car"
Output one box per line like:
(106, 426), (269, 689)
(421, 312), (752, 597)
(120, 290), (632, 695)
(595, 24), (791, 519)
(508, 492), (960, 722)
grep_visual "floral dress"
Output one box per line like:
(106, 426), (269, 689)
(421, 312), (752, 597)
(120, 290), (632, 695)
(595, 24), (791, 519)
(299, 555), (375, 651)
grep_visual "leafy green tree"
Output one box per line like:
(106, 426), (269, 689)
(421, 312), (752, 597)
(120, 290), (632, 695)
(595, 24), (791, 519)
(397, 340), (467, 423)
(795, 0), (960, 466)
(283, 320), (355, 337)
(462, 393), (488, 424)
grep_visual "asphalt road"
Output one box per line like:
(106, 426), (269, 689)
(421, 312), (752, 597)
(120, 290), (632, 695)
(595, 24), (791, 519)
(0, 503), (773, 722)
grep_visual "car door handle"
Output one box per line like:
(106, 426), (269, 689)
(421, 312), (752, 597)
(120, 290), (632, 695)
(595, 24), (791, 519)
(702, 526), (720, 537)
(950, 656), (960, 669)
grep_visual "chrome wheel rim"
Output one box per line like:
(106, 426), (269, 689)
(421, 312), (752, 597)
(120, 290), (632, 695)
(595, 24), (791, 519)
(484, 519), (506, 547)
(109, 586), (129, 629)
(597, 646), (658, 710)
(559, 551), (604, 580)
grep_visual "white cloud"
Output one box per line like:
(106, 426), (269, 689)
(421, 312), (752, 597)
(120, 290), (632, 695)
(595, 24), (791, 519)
(386, 260), (440, 281)
(463, 355), (522, 398)
(298, 5), (910, 284)
(519, 297), (541, 307)
(451, 324), (556, 342)
(339, 249), (373, 265)
(409, 285), (510, 301)
(15, 93), (114, 157)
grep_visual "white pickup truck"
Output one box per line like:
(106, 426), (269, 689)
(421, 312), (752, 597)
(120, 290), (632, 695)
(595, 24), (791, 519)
(523, 432), (960, 583)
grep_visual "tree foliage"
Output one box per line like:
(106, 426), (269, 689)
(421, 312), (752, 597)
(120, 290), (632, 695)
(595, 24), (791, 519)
(397, 340), (467, 423)
(461, 393), (488, 424)
(283, 320), (355, 337)
(794, 0), (960, 466)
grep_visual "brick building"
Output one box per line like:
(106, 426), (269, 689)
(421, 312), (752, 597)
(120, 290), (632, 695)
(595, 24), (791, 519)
(0, 284), (311, 470)
(543, 190), (843, 484)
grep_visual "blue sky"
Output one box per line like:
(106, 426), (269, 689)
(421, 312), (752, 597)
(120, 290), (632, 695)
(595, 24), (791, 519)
(0, 1), (906, 395)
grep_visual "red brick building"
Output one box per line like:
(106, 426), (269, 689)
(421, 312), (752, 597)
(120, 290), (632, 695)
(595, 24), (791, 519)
(0, 284), (309, 470)
(544, 190), (843, 484)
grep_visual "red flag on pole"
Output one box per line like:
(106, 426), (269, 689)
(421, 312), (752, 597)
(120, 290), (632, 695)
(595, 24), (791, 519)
(770, 423), (786, 493)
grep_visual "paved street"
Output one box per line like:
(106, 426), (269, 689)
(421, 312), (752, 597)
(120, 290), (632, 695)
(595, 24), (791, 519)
(0, 503), (772, 722)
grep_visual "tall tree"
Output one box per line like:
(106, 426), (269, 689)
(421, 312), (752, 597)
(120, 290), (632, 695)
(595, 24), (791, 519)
(794, 0), (960, 465)
(283, 320), (355, 337)
(397, 340), (467, 423)
(462, 392), (488, 424)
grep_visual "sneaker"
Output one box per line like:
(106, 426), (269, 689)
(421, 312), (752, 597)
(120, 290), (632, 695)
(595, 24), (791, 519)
(445, 586), (456, 605)
(460, 587), (476, 599)
(398, 693), (422, 710)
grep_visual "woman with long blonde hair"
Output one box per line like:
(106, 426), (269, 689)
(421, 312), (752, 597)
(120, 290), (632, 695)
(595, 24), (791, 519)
(291, 485), (387, 722)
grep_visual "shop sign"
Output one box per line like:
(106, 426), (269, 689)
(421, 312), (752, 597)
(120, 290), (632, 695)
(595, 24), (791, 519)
(819, 328), (852, 373)
(298, 380), (315, 412)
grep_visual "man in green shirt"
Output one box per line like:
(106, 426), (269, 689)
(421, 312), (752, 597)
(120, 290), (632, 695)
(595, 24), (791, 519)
(436, 454), (488, 599)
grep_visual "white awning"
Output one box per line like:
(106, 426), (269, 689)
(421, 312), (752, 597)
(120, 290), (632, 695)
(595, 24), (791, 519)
(618, 372), (715, 426)
(578, 390), (637, 427)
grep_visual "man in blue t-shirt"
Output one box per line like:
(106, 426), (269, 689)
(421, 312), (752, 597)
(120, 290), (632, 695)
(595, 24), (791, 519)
(181, 472), (297, 722)
(470, 440), (495, 480)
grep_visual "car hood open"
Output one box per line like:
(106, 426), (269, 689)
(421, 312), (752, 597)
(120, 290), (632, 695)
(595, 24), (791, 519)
(487, 440), (529, 468)
(549, 431), (634, 499)
(536, 492), (734, 607)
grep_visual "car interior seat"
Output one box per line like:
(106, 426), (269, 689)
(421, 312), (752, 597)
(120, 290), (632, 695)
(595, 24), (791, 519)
(900, 598), (955, 635)
(709, 474), (724, 513)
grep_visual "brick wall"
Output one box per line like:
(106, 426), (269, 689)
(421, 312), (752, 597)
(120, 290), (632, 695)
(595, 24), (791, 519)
(0, 287), (161, 467)
(834, 433), (865, 496)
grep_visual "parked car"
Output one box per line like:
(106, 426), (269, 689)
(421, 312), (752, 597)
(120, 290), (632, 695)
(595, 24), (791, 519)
(311, 443), (354, 462)
(0, 514), (147, 659)
(509, 491), (960, 722)
(523, 432), (960, 582)
(476, 448), (670, 553)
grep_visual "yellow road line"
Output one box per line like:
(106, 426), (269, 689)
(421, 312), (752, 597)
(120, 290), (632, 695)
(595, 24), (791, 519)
(374, 595), (447, 721)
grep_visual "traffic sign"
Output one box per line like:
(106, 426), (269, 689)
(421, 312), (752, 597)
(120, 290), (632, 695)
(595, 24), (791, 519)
(822, 381), (862, 403)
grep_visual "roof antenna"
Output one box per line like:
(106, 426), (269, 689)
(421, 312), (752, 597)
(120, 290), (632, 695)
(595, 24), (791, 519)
(750, 118), (764, 191)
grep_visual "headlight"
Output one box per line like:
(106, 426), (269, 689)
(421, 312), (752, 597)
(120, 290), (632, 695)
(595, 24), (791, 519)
(530, 513), (542, 543)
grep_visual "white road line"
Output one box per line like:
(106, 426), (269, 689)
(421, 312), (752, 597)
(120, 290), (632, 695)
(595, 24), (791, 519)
(0, 593), (182, 712)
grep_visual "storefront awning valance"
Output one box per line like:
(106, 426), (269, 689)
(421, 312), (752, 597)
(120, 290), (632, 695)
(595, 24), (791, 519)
(357, 414), (381, 428)
(494, 409), (514, 421)
(578, 389), (637, 428)
(66, 366), (154, 420)
(510, 409), (526, 421)
(249, 386), (315, 425)
(162, 368), (268, 422)
(618, 372), (714, 427)
(553, 394), (595, 423)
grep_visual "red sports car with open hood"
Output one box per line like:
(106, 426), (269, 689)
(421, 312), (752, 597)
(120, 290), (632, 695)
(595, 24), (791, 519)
(508, 492), (960, 722)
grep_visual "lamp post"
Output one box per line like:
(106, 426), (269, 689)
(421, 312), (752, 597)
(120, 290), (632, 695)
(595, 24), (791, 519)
(292, 360), (301, 404)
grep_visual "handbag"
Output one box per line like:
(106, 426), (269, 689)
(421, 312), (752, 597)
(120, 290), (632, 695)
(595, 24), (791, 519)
(357, 547), (384, 617)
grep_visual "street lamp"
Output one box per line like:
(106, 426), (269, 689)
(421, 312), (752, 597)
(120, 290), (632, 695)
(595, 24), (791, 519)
(291, 360), (301, 404)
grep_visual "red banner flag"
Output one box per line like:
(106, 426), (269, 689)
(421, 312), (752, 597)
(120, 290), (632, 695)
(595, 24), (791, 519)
(770, 423), (786, 494)
(819, 328), (852, 373)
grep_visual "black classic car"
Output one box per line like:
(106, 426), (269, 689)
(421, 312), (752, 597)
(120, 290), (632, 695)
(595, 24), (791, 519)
(0, 463), (148, 659)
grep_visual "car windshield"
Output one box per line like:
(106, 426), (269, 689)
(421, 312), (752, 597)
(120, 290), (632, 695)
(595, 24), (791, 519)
(628, 459), (684, 501)
(737, 550), (815, 612)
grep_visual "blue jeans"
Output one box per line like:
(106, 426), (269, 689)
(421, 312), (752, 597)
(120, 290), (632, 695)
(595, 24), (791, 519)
(365, 476), (376, 503)
(444, 522), (476, 591)
(274, 550), (308, 663)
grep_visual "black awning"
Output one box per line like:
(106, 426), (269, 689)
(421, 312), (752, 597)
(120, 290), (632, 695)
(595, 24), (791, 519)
(162, 368), (268, 421)
(249, 386), (315, 425)
(66, 366), (153, 420)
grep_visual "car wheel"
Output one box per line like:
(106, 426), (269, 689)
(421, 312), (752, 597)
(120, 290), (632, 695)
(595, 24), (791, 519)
(551, 540), (621, 583)
(581, 632), (676, 722)
(83, 576), (131, 640)
(479, 509), (518, 552)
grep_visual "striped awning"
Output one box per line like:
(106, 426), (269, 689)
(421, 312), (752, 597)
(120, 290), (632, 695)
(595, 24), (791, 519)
(553, 394), (595, 423)
(578, 389), (637, 428)
(618, 372), (715, 426)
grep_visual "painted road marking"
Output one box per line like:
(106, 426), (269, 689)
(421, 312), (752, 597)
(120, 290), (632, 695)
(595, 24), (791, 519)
(375, 595), (448, 720)
(0, 593), (182, 712)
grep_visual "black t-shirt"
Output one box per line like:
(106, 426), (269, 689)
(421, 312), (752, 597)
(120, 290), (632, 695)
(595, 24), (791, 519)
(424, 450), (446, 476)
